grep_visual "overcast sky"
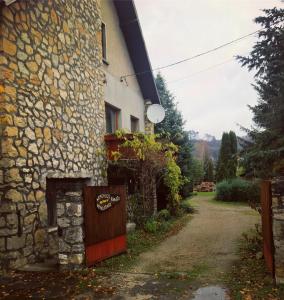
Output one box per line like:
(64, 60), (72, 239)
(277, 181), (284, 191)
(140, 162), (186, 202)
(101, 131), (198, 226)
(135, 0), (284, 139)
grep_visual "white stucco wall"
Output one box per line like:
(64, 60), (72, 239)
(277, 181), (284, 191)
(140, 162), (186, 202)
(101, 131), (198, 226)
(101, 0), (146, 132)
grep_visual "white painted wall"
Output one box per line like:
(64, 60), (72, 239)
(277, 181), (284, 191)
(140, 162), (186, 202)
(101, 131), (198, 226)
(101, 0), (146, 132)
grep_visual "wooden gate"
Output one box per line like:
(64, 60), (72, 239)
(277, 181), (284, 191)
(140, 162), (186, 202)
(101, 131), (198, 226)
(84, 185), (127, 266)
(260, 180), (274, 276)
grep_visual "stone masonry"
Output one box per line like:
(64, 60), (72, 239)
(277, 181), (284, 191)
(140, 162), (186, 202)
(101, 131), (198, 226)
(272, 178), (284, 284)
(57, 189), (85, 269)
(0, 0), (107, 270)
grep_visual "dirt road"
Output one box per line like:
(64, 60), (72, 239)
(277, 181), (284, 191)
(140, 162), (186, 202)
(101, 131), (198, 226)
(107, 195), (260, 299)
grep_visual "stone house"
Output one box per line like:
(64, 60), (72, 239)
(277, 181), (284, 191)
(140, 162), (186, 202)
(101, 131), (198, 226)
(0, 0), (159, 270)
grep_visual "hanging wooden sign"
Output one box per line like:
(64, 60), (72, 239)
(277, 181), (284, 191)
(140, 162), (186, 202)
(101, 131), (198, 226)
(96, 193), (121, 211)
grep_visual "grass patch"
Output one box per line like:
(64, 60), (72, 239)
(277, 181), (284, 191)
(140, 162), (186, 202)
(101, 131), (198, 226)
(224, 228), (284, 300)
(197, 191), (216, 197)
(95, 214), (191, 272)
(158, 263), (209, 281)
(209, 198), (249, 207)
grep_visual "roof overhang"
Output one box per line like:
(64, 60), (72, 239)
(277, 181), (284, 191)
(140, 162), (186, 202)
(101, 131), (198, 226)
(113, 0), (160, 104)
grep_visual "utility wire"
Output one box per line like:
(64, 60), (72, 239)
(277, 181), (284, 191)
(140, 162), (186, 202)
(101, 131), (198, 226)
(167, 58), (235, 85)
(166, 49), (250, 85)
(120, 30), (259, 80)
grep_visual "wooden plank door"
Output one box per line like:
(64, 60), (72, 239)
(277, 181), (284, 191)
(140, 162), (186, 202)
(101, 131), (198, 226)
(261, 180), (275, 276)
(83, 185), (126, 266)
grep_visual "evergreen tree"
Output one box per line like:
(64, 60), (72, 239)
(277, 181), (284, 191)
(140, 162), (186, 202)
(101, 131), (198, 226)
(155, 73), (193, 196)
(237, 8), (284, 178)
(203, 151), (214, 182)
(227, 131), (238, 178)
(189, 158), (204, 187)
(216, 131), (238, 182)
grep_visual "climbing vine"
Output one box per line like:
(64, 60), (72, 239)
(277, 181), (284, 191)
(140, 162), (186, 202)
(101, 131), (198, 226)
(110, 130), (184, 214)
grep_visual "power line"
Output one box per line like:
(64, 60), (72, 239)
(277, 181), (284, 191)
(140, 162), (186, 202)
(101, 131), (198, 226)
(120, 30), (259, 80)
(167, 58), (236, 85)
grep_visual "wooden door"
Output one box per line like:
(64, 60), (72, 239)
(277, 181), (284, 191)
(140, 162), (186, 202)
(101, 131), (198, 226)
(83, 185), (126, 266)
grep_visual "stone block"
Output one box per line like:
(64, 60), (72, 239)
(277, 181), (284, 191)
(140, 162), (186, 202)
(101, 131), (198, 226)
(5, 189), (23, 202)
(7, 235), (25, 250)
(72, 244), (84, 253)
(0, 238), (5, 251)
(0, 203), (16, 213)
(0, 217), (6, 227)
(58, 217), (70, 228)
(66, 203), (82, 217)
(48, 236), (58, 256)
(5, 168), (22, 182)
(9, 257), (27, 269)
(23, 246), (33, 257)
(58, 253), (68, 265)
(69, 253), (83, 265)
(0, 228), (17, 237)
(6, 251), (21, 259)
(59, 239), (71, 252)
(71, 217), (83, 226)
(24, 214), (36, 226)
(34, 229), (46, 248)
(127, 222), (136, 233)
(64, 227), (83, 244)
(57, 203), (65, 217)
(6, 213), (18, 227)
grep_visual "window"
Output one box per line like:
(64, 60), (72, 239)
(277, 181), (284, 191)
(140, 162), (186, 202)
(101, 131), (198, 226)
(105, 104), (120, 133)
(130, 116), (139, 132)
(101, 22), (107, 62)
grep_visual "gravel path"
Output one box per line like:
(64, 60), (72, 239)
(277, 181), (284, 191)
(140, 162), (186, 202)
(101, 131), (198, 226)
(132, 196), (260, 276)
(106, 195), (260, 299)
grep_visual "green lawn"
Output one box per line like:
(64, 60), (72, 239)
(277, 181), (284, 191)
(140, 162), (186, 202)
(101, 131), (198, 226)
(196, 191), (216, 197)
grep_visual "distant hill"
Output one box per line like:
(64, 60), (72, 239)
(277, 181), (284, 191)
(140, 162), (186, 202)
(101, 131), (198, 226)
(192, 137), (221, 162)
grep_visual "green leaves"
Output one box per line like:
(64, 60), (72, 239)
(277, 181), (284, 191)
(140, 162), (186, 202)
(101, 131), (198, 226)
(216, 131), (238, 182)
(155, 73), (193, 197)
(237, 8), (284, 178)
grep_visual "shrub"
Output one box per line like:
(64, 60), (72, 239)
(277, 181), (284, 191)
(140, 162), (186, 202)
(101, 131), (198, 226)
(144, 214), (172, 233)
(157, 209), (171, 221)
(180, 201), (195, 214)
(216, 178), (260, 203)
(144, 218), (158, 233)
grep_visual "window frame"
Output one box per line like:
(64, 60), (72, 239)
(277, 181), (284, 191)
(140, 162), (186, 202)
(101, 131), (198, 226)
(130, 115), (139, 133)
(105, 103), (121, 134)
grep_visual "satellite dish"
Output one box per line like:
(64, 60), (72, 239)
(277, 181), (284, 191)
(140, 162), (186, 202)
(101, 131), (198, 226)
(147, 104), (165, 124)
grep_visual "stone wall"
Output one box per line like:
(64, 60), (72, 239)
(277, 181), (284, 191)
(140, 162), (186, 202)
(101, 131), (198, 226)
(0, 0), (107, 270)
(57, 189), (85, 269)
(272, 178), (284, 284)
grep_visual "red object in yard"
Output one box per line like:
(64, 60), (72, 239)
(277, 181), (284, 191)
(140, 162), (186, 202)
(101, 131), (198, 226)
(196, 181), (215, 192)
(85, 235), (126, 265)
(104, 134), (137, 160)
(84, 185), (127, 266)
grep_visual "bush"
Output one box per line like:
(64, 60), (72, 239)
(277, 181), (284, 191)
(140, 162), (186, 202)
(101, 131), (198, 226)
(157, 209), (171, 221)
(180, 201), (195, 214)
(144, 214), (171, 233)
(216, 178), (260, 203)
(144, 218), (158, 233)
